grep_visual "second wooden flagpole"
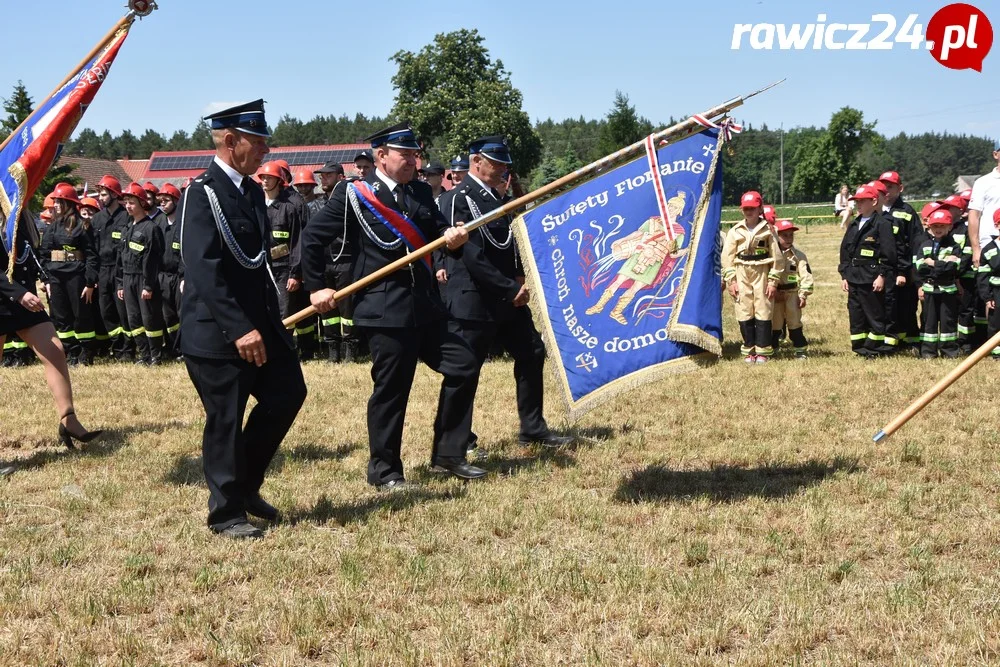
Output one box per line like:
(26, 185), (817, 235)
(872, 328), (1000, 443)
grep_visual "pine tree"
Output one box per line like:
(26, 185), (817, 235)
(0, 80), (33, 142)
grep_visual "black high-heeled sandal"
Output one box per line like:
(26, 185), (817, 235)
(58, 410), (103, 450)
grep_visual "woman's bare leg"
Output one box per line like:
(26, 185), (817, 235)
(17, 322), (87, 434)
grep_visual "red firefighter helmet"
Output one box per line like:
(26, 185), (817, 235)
(51, 182), (81, 205)
(258, 162), (287, 184)
(159, 183), (182, 200)
(143, 181), (159, 195)
(292, 168), (317, 186)
(122, 182), (150, 205)
(98, 174), (123, 197)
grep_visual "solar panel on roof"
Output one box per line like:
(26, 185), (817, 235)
(149, 155), (214, 171)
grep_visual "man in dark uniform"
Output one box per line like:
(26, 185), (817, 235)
(156, 183), (183, 356)
(879, 171), (922, 354)
(301, 122), (485, 490)
(91, 175), (133, 361)
(316, 161), (345, 203)
(439, 136), (572, 457)
(179, 100), (306, 539)
(419, 160), (446, 202)
(259, 162), (315, 361)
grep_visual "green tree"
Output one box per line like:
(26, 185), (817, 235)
(391, 29), (542, 173)
(115, 129), (139, 159)
(67, 128), (106, 158)
(597, 91), (653, 156)
(790, 107), (878, 202)
(189, 120), (213, 150)
(0, 80), (33, 142)
(136, 128), (166, 158)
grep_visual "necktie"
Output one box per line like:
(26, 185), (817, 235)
(393, 185), (406, 214)
(240, 176), (253, 201)
(489, 188), (501, 200)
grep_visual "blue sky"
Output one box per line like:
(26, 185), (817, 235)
(3, 0), (997, 141)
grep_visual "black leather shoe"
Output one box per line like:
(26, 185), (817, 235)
(246, 494), (280, 522)
(213, 521), (263, 540)
(376, 478), (420, 492)
(433, 459), (487, 480)
(518, 433), (574, 448)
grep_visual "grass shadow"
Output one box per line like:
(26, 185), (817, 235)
(614, 456), (861, 504)
(274, 441), (361, 464)
(482, 447), (579, 477)
(0, 420), (186, 473)
(285, 487), (466, 526)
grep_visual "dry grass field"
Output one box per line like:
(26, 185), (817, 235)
(2, 224), (1000, 665)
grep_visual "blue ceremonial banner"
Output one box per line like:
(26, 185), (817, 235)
(513, 128), (724, 416)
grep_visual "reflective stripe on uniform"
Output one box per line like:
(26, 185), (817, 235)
(341, 318), (353, 327)
(75, 331), (96, 340)
(167, 323), (180, 334)
(322, 316), (341, 326)
(939, 332), (959, 342)
(295, 324), (316, 335)
(131, 326), (146, 336)
(106, 326), (123, 337)
(850, 333), (867, 341)
(145, 329), (163, 338)
(56, 330), (76, 339)
(883, 336), (899, 346)
(95, 334), (110, 341)
(958, 324), (972, 335)
(866, 333), (884, 341)
(9, 340), (28, 349)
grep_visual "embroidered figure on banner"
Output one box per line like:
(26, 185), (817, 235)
(583, 190), (689, 326)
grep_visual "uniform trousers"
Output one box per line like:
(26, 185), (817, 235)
(987, 300), (1000, 358)
(958, 276), (985, 352)
(362, 319), (478, 486)
(159, 272), (182, 353)
(733, 264), (773, 356)
(892, 282), (920, 348)
(456, 310), (548, 443)
(320, 261), (356, 360)
(49, 272), (96, 360)
(771, 288), (808, 352)
(846, 281), (889, 354)
(920, 291), (959, 358)
(123, 274), (165, 363)
(184, 344), (306, 530)
(274, 266), (317, 360)
(99, 264), (132, 359)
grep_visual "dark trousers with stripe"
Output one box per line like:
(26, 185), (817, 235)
(988, 300), (1000, 357)
(99, 264), (132, 359)
(123, 274), (165, 363)
(184, 346), (305, 531)
(921, 291), (959, 358)
(888, 281), (919, 349)
(274, 266), (317, 360)
(320, 262), (356, 359)
(362, 319), (478, 486)
(159, 272), (182, 354)
(49, 272), (96, 360)
(847, 282), (888, 354)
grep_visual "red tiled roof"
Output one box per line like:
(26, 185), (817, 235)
(118, 159), (148, 183)
(55, 156), (130, 191)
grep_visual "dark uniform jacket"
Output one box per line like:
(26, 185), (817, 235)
(91, 204), (129, 273)
(913, 234), (968, 293)
(265, 189), (306, 278)
(301, 171), (451, 328)
(438, 175), (522, 322)
(39, 219), (98, 285)
(977, 237), (1000, 303)
(158, 216), (182, 276)
(117, 216), (164, 292)
(179, 159), (292, 359)
(886, 198), (919, 281)
(839, 213), (896, 284)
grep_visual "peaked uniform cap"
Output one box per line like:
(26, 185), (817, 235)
(469, 135), (512, 165)
(204, 99), (271, 138)
(364, 122), (420, 150)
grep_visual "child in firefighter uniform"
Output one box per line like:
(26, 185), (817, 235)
(721, 190), (785, 363)
(914, 208), (969, 359)
(116, 182), (166, 365)
(838, 185), (897, 357)
(770, 220), (814, 358)
(975, 209), (1000, 359)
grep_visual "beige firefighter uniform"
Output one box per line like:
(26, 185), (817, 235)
(721, 218), (786, 356)
(771, 246), (814, 331)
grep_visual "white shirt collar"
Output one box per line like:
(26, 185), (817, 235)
(468, 173), (496, 199)
(374, 168), (400, 192)
(213, 155), (245, 193)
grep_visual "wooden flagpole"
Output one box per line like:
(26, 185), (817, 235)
(283, 79), (786, 329)
(872, 328), (1000, 443)
(0, 12), (136, 157)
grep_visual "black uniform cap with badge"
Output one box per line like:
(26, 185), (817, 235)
(448, 154), (470, 182)
(203, 99), (272, 138)
(419, 160), (446, 176)
(364, 121), (422, 151)
(469, 135), (513, 165)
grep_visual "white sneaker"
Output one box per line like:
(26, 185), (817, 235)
(754, 355), (768, 364)
(743, 354), (755, 364)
